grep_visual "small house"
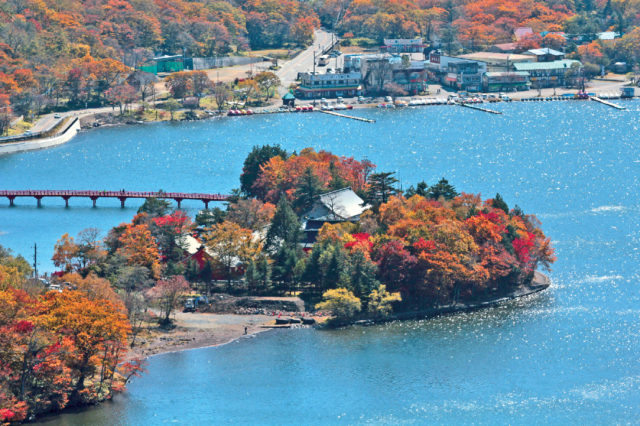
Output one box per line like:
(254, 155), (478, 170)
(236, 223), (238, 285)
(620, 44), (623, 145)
(621, 87), (635, 98)
(282, 92), (296, 107)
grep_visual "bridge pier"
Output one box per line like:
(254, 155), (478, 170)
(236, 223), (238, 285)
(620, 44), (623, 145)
(35, 196), (42, 207)
(175, 198), (183, 209)
(118, 197), (126, 208)
(62, 196), (70, 207)
(203, 200), (209, 209)
(7, 196), (15, 207)
(90, 196), (98, 207)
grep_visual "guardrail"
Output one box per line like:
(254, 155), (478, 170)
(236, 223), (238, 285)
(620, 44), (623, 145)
(0, 117), (65, 144)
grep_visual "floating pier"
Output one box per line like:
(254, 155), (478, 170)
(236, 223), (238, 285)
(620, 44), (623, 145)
(590, 96), (626, 110)
(456, 102), (502, 115)
(319, 110), (375, 123)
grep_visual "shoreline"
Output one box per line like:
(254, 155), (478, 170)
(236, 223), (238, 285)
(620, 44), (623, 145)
(125, 313), (277, 361)
(5, 91), (635, 156)
(326, 271), (552, 328)
(130, 272), (551, 360)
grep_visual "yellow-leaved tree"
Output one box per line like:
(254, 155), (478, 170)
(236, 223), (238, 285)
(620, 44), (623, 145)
(204, 221), (262, 286)
(367, 284), (401, 318)
(315, 288), (361, 320)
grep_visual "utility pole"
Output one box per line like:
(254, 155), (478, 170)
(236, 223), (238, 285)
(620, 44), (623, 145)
(33, 243), (38, 279)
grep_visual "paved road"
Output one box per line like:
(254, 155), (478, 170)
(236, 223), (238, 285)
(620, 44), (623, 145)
(277, 29), (335, 95)
(26, 105), (129, 137)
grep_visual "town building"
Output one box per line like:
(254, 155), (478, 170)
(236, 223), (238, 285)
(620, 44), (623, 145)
(526, 48), (565, 62)
(597, 31), (620, 40)
(483, 71), (530, 92)
(344, 53), (429, 95)
(295, 71), (362, 99)
(139, 55), (184, 74)
(391, 61), (428, 95)
(381, 38), (427, 54)
(458, 52), (535, 71)
(427, 52), (487, 92)
(489, 42), (520, 53)
(513, 59), (581, 87)
(301, 188), (370, 248)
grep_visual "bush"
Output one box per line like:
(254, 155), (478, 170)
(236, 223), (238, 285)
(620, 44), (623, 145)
(315, 288), (361, 319)
(367, 284), (401, 318)
(351, 37), (377, 48)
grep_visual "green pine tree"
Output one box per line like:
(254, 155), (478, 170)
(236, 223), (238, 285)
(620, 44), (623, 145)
(293, 167), (323, 214)
(492, 193), (509, 214)
(366, 172), (399, 206)
(426, 178), (458, 200)
(266, 196), (301, 251)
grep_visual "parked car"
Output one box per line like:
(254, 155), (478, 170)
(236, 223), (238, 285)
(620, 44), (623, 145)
(54, 113), (61, 118)
(183, 298), (196, 313)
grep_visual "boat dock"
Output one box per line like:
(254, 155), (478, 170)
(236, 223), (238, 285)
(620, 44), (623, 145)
(456, 102), (502, 115)
(319, 110), (375, 123)
(590, 96), (626, 110)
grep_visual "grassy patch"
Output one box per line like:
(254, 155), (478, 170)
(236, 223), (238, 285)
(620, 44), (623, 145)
(7, 120), (34, 136)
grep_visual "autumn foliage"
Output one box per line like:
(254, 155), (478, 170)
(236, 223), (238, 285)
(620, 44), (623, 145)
(373, 194), (554, 305)
(250, 147), (375, 203)
(0, 285), (132, 422)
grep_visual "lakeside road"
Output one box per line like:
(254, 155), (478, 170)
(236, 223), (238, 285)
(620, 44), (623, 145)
(276, 29), (334, 96)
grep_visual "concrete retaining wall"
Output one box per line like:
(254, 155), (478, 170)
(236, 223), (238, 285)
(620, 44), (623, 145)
(0, 118), (81, 156)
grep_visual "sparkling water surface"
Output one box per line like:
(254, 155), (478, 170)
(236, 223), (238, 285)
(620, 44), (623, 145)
(4, 101), (639, 424)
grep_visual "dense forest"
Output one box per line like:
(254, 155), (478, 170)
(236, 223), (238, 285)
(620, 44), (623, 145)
(0, 0), (319, 118)
(1, 0), (639, 126)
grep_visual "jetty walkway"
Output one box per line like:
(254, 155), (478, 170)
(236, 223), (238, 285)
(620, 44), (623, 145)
(590, 96), (626, 110)
(319, 110), (375, 123)
(0, 190), (229, 208)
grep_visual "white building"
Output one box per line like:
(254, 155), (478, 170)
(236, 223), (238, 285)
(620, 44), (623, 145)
(295, 71), (362, 99)
(302, 188), (370, 247)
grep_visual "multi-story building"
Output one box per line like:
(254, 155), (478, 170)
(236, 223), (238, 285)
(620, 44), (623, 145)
(391, 61), (428, 95)
(427, 52), (487, 92)
(483, 71), (530, 92)
(513, 59), (581, 88)
(295, 71), (362, 99)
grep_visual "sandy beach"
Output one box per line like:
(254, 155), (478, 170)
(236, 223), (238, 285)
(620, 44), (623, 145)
(126, 312), (278, 360)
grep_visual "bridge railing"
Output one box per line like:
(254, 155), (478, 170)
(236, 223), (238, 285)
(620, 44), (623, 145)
(0, 190), (229, 200)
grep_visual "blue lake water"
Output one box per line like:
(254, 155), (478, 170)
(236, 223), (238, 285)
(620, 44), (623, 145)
(6, 101), (640, 424)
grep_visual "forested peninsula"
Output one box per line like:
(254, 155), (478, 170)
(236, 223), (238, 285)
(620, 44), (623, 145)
(0, 146), (555, 422)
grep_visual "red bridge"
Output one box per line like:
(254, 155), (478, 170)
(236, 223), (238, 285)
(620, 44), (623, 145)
(0, 190), (230, 209)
